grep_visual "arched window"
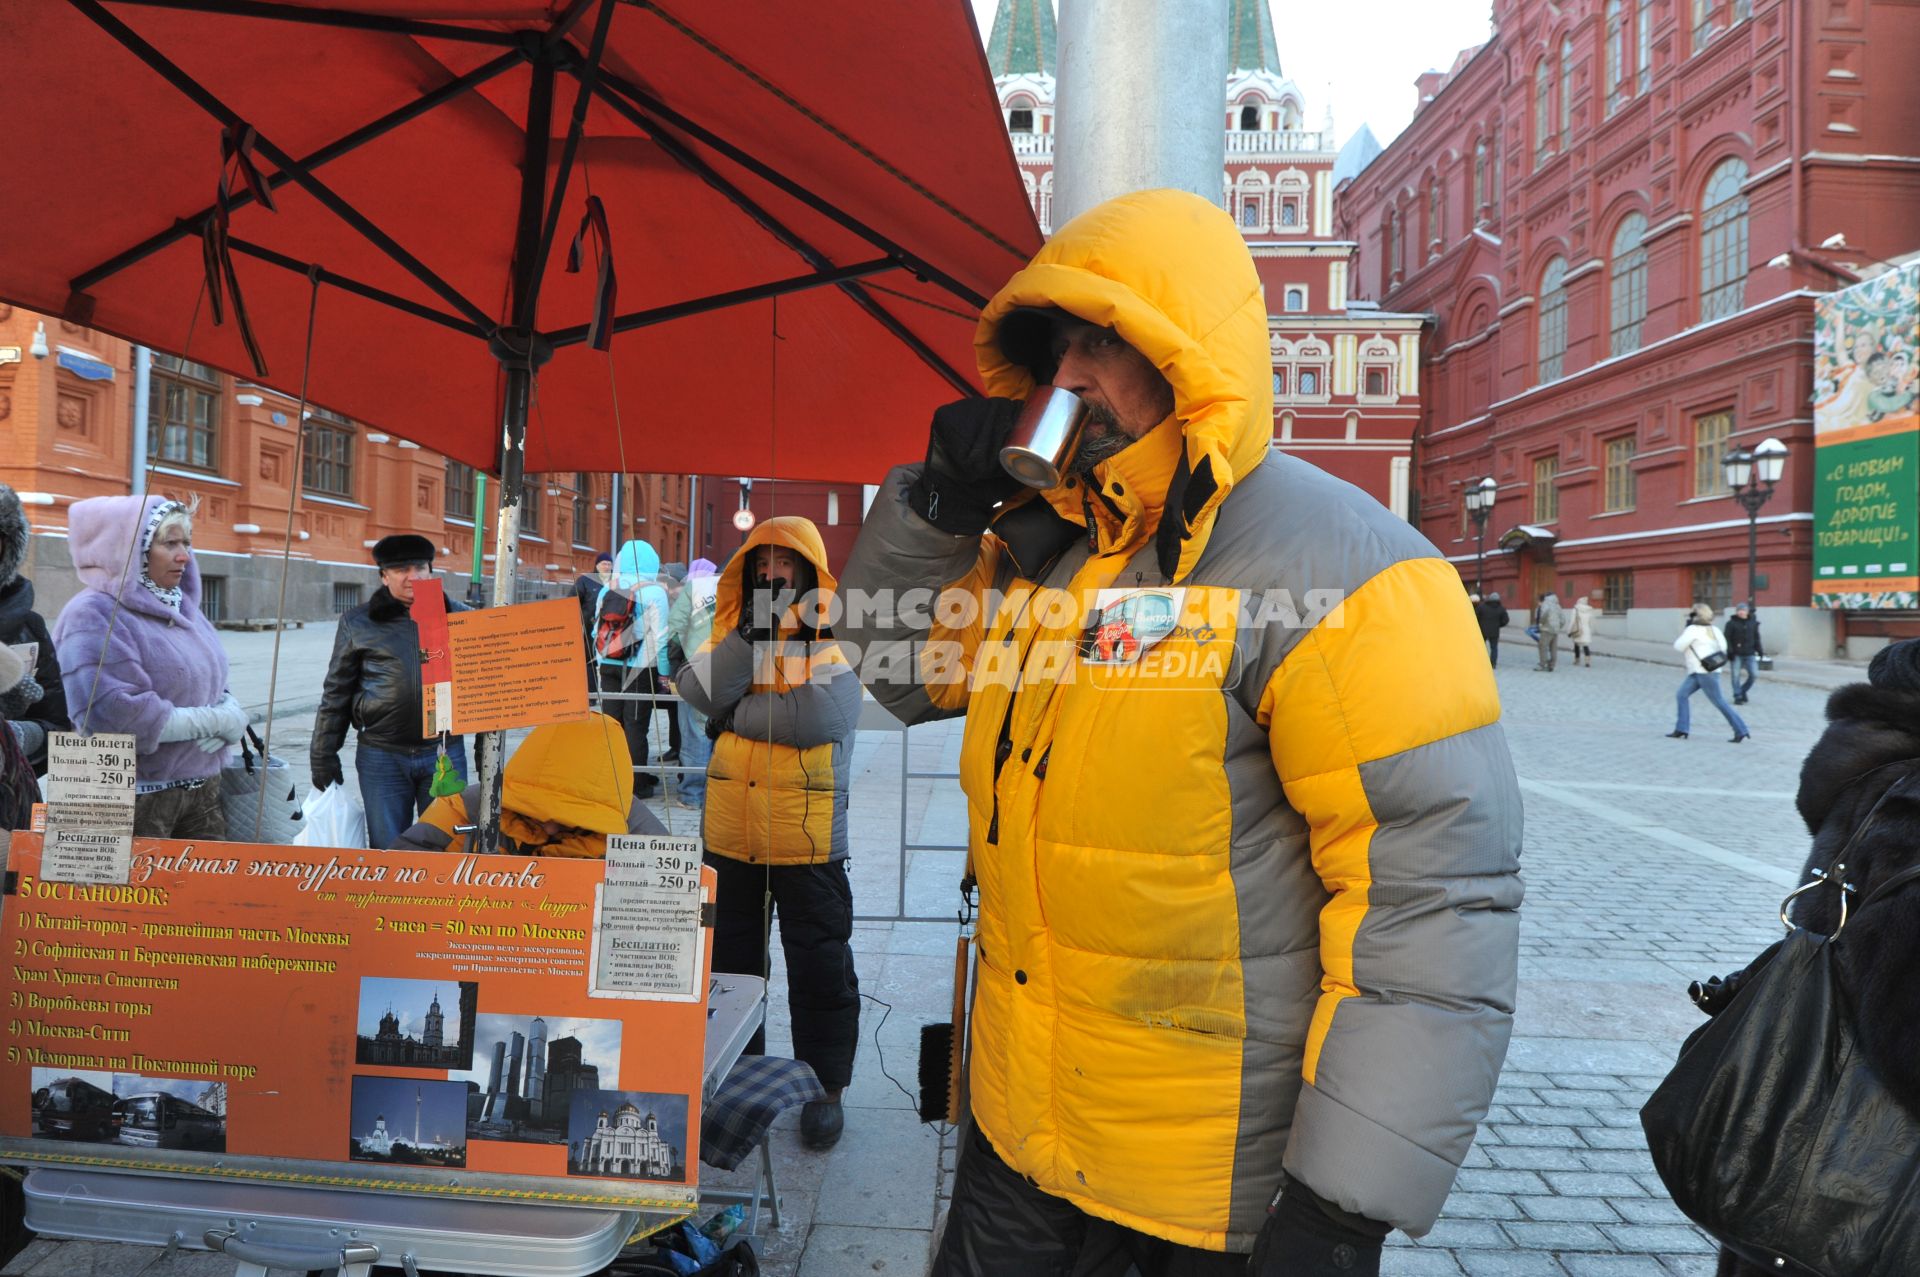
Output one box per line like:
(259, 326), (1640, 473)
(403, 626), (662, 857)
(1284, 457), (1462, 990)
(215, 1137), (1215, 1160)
(1699, 157), (1750, 321)
(1385, 208), (1401, 285)
(1533, 59), (1553, 167)
(1610, 212), (1649, 354)
(1559, 36), (1575, 145)
(1239, 103), (1261, 130)
(1537, 256), (1569, 382)
(1491, 121), (1502, 203)
(1428, 178), (1444, 257)
(1606, 0), (1627, 114)
(1299, 369), (1319, 396)
(1473, 139), (1488, 214)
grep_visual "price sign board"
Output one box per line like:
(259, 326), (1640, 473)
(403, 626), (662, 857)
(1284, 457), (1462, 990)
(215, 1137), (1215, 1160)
(41, 733), (136, 885)
(591, 836), (707, 1002)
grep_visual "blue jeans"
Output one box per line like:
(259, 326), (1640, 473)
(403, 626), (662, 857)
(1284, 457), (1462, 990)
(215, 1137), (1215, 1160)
(1729, 653), (1758, 699)
(1675, 673), (1749, 737)
(358, 739), (468, 849)
(675, 698), (711, 805)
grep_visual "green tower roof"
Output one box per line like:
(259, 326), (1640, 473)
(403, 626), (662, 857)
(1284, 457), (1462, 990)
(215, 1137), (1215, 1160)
(1227, 0), (1281, 75)
(986, 0), (1057, 77)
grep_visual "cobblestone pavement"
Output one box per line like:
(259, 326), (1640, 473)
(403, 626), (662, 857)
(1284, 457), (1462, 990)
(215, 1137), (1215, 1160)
(1371, 647), (1830, 1277)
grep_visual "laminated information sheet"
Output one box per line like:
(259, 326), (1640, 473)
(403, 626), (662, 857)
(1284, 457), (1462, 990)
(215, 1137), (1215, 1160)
(40, 733), (136, 885)
(591, 836), (706, 1003)
(0, 836), (715, 1208)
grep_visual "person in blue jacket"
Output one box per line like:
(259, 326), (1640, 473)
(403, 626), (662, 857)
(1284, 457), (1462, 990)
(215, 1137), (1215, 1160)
(593, 539), (672, 798)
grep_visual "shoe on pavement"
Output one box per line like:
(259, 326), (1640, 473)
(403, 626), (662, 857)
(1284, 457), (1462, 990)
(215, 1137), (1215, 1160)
(1734, 696), (1748, 704)
(800, 1100), (844, 1150)
(1666, 731), (1688, 739)
(1730, 733), (1750, 744)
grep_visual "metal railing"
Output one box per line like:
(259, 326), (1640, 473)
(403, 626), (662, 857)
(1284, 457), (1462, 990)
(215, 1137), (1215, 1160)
(595, 689), (965, 923)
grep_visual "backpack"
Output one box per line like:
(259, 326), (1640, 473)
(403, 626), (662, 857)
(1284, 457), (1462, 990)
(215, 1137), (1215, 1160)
(595, 588), (637, 662)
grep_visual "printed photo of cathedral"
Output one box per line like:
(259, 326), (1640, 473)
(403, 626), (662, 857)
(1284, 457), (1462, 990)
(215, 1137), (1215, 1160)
(353, 977), (477, 1070)
(564, 1089), (689, 1183)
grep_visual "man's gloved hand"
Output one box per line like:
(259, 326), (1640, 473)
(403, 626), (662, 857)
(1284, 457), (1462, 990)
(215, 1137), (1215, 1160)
(905, 397), (1025, 535)
(312, 755), (345, 793)
(1248, 1182), (1388, 1276)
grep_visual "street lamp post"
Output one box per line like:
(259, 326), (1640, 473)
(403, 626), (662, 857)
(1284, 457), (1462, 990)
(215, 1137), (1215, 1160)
(1465, 476), (1498, 593)
(1723, 437), (1789, 610)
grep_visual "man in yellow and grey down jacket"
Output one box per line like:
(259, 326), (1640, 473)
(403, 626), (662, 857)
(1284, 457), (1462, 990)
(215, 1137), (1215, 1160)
(839, 190), (1523, 1276)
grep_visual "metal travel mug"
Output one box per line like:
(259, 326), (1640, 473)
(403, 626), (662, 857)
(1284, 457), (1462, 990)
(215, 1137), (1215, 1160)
(999, 386), (1092, 489)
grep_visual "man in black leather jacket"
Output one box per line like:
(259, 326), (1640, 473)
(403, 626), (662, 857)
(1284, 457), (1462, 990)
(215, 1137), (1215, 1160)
(312, 535), (468, 848)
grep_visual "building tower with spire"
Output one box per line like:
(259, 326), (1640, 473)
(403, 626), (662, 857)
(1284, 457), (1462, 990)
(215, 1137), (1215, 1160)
(984, 0), (1423, 515)
(422, 990), (444, 1049)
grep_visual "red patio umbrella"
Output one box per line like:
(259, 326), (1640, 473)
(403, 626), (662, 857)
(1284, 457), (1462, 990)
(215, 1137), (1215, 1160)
(0, 0), (1039, 848)
(0, 0), (1037, 484)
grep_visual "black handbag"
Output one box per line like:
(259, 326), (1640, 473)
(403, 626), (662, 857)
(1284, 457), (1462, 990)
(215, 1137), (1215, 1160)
(1641, 782), (1920, 1276)
(1699, 650), (1728, 672)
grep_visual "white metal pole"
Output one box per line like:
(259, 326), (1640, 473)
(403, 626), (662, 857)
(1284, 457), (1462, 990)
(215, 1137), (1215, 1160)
(1053, 0), (1230, 226)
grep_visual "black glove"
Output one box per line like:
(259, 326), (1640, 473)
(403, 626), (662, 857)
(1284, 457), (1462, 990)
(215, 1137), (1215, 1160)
(1248, 1182), (1388, 1276)
(704, 706), (735, 742)
(905, 397), (1025, 535)
(738, 585), (792, 645)
(312, 756), (344, 792)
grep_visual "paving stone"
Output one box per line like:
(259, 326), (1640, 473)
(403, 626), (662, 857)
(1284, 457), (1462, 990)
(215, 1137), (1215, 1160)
(1514, 1195), (1620, 1223)
(1380, 1251), (1468, 1276)
(1441, 1193), (1523, 1220)
(1601, 1225), (1715, 1254)
(1486, 1124), (1585, 1148)
(1578, 1125), (1651, 1150)
(1510, 1104), (1596, 1126)
(1456, 1255), (1571, 1277)
(1576, 1150), (1656, 1173)
(1484, 1145), (1591, 1172)
(1454, 1168), (1551, 1195)
(0, 1241), (61, 1277)
(1500, 1222), (1614, 1250)
(1659, 1259), (1720, 1277)
(1535, 1088), (1620, 1109)
(1411, 1220), (1511, 1249)
(813, 1107), (940, 1231)
(1542, 1171), (1648, 1198)
(795, 1224), (932, 1277)
(1607, 1198), (1691, 1226)
(1559, 1258), (1671, 1277)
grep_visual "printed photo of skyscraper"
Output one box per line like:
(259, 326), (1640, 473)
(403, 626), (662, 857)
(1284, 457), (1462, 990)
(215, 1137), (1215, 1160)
(446, 1013), (622, 1144)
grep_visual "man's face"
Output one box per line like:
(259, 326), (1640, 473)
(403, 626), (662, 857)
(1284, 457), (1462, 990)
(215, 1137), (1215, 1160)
(596, 561), (613, 583)
(1049, 321), (1176, 474)
(380, 562), (433, 605)
(752, 544), (803, 587)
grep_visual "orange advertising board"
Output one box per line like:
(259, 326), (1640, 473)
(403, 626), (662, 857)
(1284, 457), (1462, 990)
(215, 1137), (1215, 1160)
(0, 835), (711, 1210)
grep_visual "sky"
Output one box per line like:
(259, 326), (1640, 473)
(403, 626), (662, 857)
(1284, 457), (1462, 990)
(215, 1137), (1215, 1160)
(355, 976), (465, 1047)
(966, 0), (1495, 149)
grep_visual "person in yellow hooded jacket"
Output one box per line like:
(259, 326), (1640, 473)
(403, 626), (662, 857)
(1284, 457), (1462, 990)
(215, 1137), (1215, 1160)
(840, 190), (1523, 1275)
(389, 712), (665, 856)
(677, 516), (863, 1151)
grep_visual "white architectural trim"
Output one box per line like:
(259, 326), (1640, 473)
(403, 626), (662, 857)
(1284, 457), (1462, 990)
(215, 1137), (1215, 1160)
(1554, 511), (1811, 550)
(150, 465), (241, 488)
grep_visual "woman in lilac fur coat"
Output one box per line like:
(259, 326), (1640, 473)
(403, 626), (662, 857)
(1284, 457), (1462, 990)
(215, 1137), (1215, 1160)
(54, 496), (249, 838)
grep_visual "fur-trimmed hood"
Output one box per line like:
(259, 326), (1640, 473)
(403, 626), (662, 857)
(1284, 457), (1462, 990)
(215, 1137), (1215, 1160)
(0, 486), (29, 591)
(1797, 683), (1920, 835)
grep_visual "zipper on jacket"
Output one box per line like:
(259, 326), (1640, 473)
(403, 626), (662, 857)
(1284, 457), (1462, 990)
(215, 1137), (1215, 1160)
(1033, 745), (1050, 779)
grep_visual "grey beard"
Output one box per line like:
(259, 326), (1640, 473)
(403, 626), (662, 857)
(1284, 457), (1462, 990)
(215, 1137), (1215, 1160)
(1069, 407), (1135, 476)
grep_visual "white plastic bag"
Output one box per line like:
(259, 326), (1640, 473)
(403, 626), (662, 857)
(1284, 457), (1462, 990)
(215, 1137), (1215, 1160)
(292, 782), (367, 849)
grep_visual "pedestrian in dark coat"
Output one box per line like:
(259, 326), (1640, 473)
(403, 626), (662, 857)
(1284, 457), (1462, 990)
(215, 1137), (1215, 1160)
(1723, 604), (1764, 704)
(1710, 638), (1920, 1277)
(0, 484), (71, 774)
(312, 535), (470, 849)
(1475, 591), (1509, 667)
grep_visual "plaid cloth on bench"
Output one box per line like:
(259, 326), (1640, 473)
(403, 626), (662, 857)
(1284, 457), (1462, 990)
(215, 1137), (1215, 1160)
(700, 1055), (825, 1171)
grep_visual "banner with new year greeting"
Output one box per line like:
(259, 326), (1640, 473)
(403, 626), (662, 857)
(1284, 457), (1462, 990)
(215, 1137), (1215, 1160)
(0, 836), (712, 1210)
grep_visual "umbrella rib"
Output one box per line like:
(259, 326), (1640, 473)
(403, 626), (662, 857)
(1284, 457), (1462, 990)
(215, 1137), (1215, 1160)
(70, 50), (524, 298)
(591, 69), (990, 312)
(520, 0), (618, 332)
(225, 238), (490, 339)
(589, 82), (978, 398)
(544, 258), (899, 348)
(68, 0), (498, 336)
(102, 0), (520, 46)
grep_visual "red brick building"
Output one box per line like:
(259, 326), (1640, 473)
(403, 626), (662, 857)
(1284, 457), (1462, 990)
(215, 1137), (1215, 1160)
(1337, 0), (1920, 657)
(0, 305), (688, 621)
(989, 0), (1425, 515)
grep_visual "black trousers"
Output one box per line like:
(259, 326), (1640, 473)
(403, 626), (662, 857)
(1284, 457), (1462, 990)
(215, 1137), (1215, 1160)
(707, 854), (859, 1090)
(933, 1126), (1247, 1277)
(597, 663), (657, 794)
